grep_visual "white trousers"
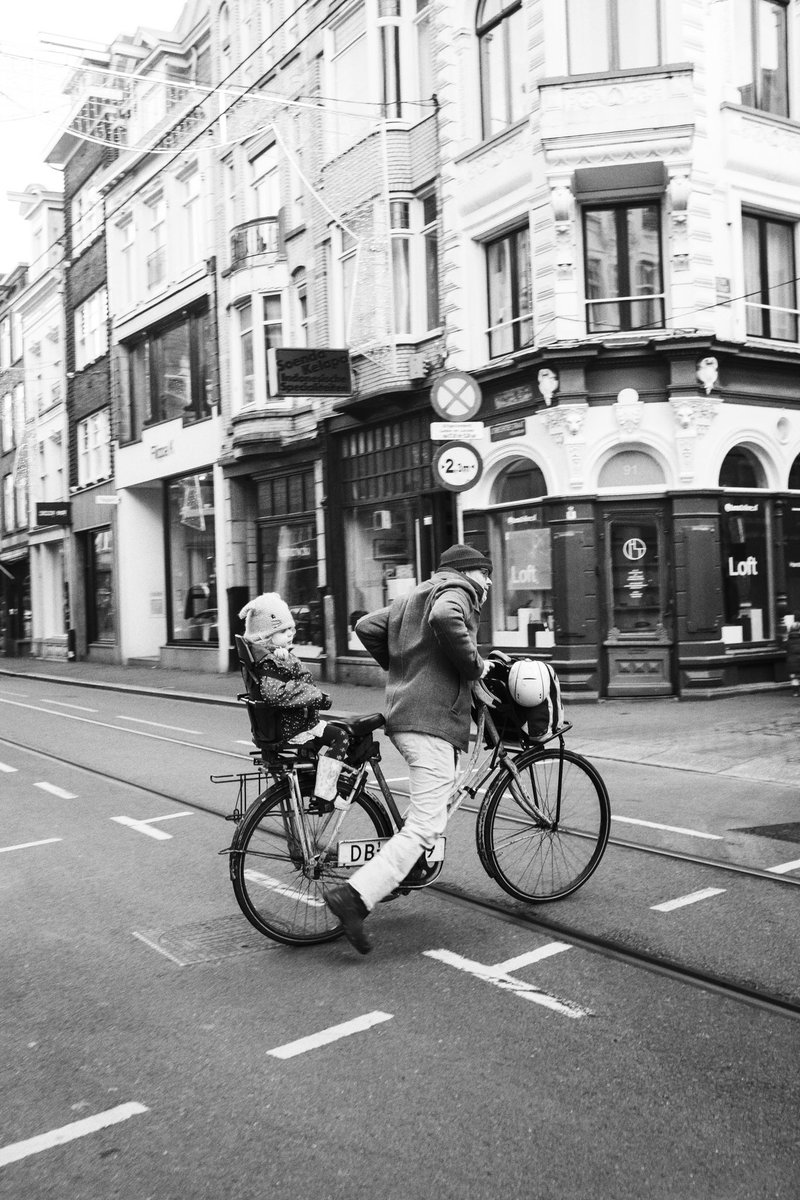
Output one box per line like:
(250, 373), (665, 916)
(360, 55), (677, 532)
(349, 732), (458, 912)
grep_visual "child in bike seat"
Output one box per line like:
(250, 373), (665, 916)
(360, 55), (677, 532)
(239, 593), (332, 744)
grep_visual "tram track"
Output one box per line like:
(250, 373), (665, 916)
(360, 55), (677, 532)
(2, 730), (798, 1023)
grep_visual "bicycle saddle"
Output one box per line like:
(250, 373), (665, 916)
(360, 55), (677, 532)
(325, 713), (386, 739)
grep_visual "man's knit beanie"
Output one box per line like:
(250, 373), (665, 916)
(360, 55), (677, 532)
(437, 543), (493, 576)
(238, 593), (294, 641)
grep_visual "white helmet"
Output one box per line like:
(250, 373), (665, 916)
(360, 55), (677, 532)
(508, 659), (551, 708)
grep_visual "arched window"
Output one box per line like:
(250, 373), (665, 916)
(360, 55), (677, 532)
(492, 457), (546, 503)
(790, 453), (800, 490)
(477, 0), (525, 140)
(719, 446), (765, 489)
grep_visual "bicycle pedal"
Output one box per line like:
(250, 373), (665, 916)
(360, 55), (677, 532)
(308, 798), (335, 814)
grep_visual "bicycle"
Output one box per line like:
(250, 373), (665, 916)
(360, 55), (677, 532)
(215, 638), (611, 947)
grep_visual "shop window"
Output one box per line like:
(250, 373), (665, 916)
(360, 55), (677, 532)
(86, 528), (115, 643)
(720, 497), (771, 642)
(344, 497), (419, 646)
(257, 467), (322, 652)
(486, 226), (533, 357)
(732, 0), (788, 116)
(785, 495), (800, 622)
(743, 213), (797, 342)
(121, 306), (211, 439)
(566, 0), (661, 74)
(166, 472), (217, 644)
(583, 203), (664, 334)
(477, 0), (525, 139)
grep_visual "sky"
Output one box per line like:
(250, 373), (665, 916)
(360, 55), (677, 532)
(0, 0), (186, 278)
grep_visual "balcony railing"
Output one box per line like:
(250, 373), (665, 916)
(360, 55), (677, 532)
(230, 217), (281, 269)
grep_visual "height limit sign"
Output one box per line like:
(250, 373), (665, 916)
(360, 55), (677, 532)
(433, 441), (483, 493)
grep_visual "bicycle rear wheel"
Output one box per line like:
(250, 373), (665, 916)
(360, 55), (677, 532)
(476, 747), (610, 902)
(230, 771), (393, 945)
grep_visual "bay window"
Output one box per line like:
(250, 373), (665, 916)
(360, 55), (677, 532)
(583, 203), (664, 334)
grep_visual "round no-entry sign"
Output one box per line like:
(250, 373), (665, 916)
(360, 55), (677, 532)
(433, 441), (484, 492)
(430, 370), (482, 422)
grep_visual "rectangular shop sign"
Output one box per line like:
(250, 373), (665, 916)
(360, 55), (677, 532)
(36, 502), (72, 526)
(490, 419), (526, 442)
(268, 347), (352, 396)
(492, 384), (534, 412)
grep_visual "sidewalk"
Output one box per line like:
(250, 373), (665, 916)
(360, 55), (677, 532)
(1, 657), (798, 785)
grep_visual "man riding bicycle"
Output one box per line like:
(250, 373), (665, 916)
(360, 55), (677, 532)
(324, 543), (493, 953)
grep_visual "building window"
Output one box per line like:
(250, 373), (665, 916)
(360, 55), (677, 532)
(146, 194), (166, 289)
(71, 174), (103, 257)
(2, 392), (13, 451)
(743, 212), (797, 341)
(77, 409), (112, 488)
(422, 189), (440, 330)
(181, 167), (203, 265)
(486, 225), (533, 357)
(118, 217), (136, 307)
(121, 306), (211, 440)
(219, 2), (231, 76)
(566, 0), (661, 74)
(74, 288), (108, 371)
(3, 473), (14, 532)
(477, 0), (525, 139)
(250, 146), (279, 218)
(166, 472), (217, 644)
(416, 0), (434, 101)
(292, 270), (308, 346)
(732, 0), (788, 116)
(379, 0), (402, 118)
(86, 528), (115, 642)
(263, 294), (283, 393)
(328, 5), (369, 156)
(390, 200), (412, 335)
(0, 318), (10, 370)
(339, 227), (359, 342)
(583, 203), (664, 334)
(238, 301), (255, 406)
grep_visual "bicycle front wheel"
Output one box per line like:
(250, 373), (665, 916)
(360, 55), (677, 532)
(230, 773), (393, 945)
(476, 747), (610, 903)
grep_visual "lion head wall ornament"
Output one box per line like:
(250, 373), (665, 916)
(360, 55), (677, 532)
(696, 356), (719, 395)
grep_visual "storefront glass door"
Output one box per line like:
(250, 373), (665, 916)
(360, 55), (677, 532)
(602, 505), (674, 696)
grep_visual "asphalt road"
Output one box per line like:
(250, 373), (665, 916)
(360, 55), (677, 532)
(1, 677), (798, 1199)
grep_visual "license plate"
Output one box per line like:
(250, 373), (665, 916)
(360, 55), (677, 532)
(336, 836), (446, 868)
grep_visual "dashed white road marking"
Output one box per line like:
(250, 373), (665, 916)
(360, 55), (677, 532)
(424, 944), (590, 1019)
(42, 699), (98, 713)
(116, 715), (202, 735)
(651, 887), (726, 912)
(268, 1012), (393, 1059)
(35, 782), (77, 800)
(0, 1102), (148, 1168)
(243, 868), (325, 907)
(111, 812), (193, 840)
(611, 815), (723, 840)
(0, 761), (18, 773)
(767, 857), (800, 875)
(0, 838), (62, 854)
